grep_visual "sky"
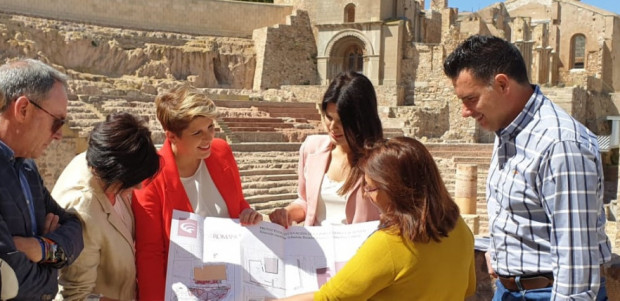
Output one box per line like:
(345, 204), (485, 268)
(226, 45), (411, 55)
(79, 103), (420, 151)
(431, 0), (620, 15)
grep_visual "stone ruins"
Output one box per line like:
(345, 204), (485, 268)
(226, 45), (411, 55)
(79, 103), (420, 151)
(0, 0), (619, 298)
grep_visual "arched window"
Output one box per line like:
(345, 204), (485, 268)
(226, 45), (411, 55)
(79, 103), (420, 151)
(343, 45), (364, 72)
(571, 34), (586, 69)
(344, 3), (355, 23)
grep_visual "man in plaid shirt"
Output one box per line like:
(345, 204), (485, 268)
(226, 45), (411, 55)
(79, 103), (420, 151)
(444, 35), (612, 300)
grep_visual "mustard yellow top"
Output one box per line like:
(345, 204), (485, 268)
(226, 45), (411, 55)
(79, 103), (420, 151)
(315, 217), (476, 301)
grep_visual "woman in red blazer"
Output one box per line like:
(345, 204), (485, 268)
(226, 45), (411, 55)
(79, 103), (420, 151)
(132, 86), (262, 300)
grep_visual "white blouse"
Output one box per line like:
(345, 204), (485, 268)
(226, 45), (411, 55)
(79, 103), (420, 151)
(314, 174), (347, 225)
(180, 160), (230, 218)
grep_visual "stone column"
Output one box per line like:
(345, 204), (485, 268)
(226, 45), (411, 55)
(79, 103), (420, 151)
(366, 55), (381, 86)
(514, 40), (534, 83)
(455, 164), (478, 214)
(317, 56), (329, 85)
(455, 164), (479, 235)
(549, 50), (558, 86)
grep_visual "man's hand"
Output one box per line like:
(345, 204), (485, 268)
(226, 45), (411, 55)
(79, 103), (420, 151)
(268, 208), (292, 228)
(239, 208), (263, 225)
(13, 236), (43, 262)
(42, 213), (60, 234)
(485, 251), (497, 278)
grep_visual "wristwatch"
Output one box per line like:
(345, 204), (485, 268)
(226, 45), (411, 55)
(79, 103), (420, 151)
(51, 243), (67, 264)
(39, 236), (68, 268)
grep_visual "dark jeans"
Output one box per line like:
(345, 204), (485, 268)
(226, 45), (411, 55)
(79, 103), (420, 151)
(493, 278), (607, 301)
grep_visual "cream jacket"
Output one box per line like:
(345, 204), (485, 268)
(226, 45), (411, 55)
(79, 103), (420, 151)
(52, 153), (136, 300)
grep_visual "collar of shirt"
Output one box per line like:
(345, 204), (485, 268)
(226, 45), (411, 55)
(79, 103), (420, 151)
(495, 85), (544, 168)
(0, 139), (15, 162)
(497, 85), (545, 140)
(0, 139), (26, 170)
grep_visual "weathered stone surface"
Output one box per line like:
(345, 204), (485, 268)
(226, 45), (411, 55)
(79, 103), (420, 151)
(0, 13), (256, 89)
(253, 10), (318, 89)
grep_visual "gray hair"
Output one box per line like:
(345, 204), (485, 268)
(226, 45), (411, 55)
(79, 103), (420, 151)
(0, 59), (68, 112)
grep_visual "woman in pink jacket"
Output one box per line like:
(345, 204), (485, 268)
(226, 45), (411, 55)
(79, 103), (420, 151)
(269, 71), (383, 227)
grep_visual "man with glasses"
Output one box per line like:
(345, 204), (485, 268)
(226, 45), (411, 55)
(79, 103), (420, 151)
(0, 59), (83, 299)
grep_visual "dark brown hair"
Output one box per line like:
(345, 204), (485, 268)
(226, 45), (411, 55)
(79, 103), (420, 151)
(361, 137), (460, 243)
(87, 112), (160, 191)
(322, 71), (383, 194)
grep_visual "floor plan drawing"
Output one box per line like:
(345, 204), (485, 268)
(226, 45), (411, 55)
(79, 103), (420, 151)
(166, 210), (378, 300)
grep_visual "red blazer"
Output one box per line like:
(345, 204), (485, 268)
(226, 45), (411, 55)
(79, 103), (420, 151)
(132, 138), (249, 300)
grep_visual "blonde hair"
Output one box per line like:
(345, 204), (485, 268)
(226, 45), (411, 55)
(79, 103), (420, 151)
(155, 85), (218, 136)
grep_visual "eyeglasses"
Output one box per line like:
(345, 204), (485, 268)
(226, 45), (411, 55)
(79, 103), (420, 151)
(28, 98), (66, 133)
(363, 186), (380, 193)
(362, 179), (380, 193)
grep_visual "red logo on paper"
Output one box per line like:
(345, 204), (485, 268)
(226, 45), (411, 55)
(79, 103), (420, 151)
(178, 219), (198, 238)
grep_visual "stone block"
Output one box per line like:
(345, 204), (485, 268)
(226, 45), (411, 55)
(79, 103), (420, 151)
(462, 214), (480, 235)
(603, 255), (620, 300)
(466, 250), (495, 301)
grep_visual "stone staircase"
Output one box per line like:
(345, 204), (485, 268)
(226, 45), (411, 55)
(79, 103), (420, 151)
(66, 100), (105, 136)
(379, 108), (407, 138)
(213, 99), (323, 143)
(232, 143), (301, 214)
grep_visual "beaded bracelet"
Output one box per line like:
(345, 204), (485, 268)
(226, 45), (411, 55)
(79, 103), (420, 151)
(37, 237), (46, 262)
(38, 236), (57, 263)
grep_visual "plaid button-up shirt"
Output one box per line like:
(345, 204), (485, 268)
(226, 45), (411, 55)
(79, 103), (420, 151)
(487, 85), (612, 300)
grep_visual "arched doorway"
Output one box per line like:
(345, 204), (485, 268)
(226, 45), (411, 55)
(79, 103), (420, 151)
(343, 44), (364, 72)
(328, 36), (366, 80)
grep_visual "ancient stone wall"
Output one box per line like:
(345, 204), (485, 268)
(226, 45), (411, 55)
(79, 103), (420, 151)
(459, 15), (490, 38)
(280, 85), (326, 103)
(613, 93), (620, 112)
(280, 84), (405, 110)
(399, 41), (484, 141)
(35, 127), (84, 190)
(314, 0), (393, 24)
(0, 13), (257, 89)
(0, 0), (293, 38)
(537, 1), (618, 92)
(585, 90), (615, 133)
(424, 10), (443, 44)
(253, 10), (318, 90)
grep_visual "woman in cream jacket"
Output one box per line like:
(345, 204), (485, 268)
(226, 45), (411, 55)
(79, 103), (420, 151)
(53, 113), (160, 300)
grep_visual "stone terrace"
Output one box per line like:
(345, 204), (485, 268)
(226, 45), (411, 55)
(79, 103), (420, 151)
(212, 99), (323, 143)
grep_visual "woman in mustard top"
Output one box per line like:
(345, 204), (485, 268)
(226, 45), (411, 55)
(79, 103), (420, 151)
(278, 137), (476, 301)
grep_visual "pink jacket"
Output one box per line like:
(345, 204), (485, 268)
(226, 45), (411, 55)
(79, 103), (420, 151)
(292, 135), (380, 226)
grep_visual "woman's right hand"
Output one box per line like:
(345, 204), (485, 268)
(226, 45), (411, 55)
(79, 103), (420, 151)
(269, 208), (292, 228)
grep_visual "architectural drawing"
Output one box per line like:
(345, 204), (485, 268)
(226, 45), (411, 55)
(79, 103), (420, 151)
(166, 210), (378, 300)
